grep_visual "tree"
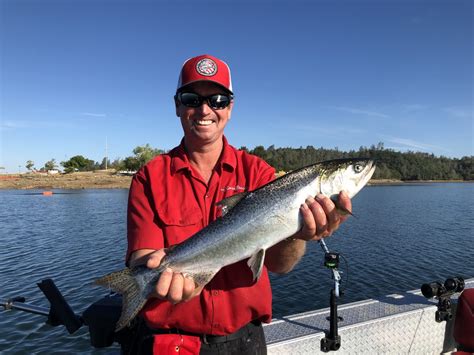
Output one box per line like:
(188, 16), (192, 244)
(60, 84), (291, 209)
(110, 158), (124, 170)
(132, 144), (163, 168)
(121, 144), (163, 171)
(61, 155), (95, 173)
(99, 157), (111, 170)
(25, 160), (35, 171)
(44, 159), (57, 171)
(122, 156), (141, 171)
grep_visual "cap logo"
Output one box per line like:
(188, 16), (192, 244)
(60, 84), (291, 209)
(196, 58), (217, 76)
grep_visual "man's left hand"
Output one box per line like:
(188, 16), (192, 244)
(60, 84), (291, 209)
(295, 191), (352, 241)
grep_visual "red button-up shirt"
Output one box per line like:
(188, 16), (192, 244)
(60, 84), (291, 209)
(127, 137), (276, 335)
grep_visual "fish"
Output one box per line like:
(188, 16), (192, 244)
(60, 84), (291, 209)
(95, 158), (376, 331)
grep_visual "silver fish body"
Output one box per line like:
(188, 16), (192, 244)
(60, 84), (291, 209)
(95, 158), (375, 330)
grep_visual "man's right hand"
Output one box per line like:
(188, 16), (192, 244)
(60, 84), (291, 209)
(129, 249), (203, 304)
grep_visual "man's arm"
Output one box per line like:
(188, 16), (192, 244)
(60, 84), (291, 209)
(265, 192), (352, 274)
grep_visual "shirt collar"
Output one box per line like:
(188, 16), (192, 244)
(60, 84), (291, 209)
(170, 136), (236, 175)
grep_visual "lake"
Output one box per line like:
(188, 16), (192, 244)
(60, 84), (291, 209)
(0, 183), (473, 353)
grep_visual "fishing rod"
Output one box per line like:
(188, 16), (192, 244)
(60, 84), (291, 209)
(319, 239), (343, 352)
(319, 239), (342, 297)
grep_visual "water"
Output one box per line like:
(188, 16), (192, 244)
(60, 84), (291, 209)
(0, 184), (473, 353)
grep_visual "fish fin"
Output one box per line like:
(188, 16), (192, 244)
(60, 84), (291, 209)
(331, 196), (355, 217)
(216, 192), (248, 216)
(186, 270), (219, 289)
(95, 268), (148, 331)
(247, 249), (266, 281)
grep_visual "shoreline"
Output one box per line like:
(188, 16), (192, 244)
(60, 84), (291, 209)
(367, 179), (470, 186)
(0, 171), (471, 190)
(0, 171), (132, 190)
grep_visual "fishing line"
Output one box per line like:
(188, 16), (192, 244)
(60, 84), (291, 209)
(338, 253), (349, 295)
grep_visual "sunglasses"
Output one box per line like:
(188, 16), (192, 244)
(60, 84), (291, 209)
(176, 92), (233, 110)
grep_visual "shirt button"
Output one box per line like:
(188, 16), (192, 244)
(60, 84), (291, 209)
(205, 194), (209, 198)
(175, 346), (180, 352)
(213, 290), (219, 296)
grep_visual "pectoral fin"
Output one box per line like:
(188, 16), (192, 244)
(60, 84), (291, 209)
(247, 249), (266, 281)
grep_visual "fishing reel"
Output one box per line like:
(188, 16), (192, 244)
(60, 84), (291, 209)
(324, 252), (340, 270)
(421, 277), (465, 322)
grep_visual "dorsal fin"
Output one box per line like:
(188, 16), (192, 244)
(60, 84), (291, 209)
(216, 192), (248, 216)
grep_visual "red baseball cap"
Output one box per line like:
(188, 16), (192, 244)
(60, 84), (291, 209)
(177, 54), (233, 94)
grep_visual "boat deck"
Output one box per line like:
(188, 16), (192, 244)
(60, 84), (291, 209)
(264, 278), (473, 354)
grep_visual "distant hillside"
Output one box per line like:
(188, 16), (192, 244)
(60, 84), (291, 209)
(243, 143), (473, 181)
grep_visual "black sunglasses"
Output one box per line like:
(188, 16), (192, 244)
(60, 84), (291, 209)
(176, 92), (233, 110)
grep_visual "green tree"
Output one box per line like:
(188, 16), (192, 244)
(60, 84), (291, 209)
(110, 158), (124, 170)
(44, 159), (57, 171)
(457, 156), (474, 180)
(25, 160), (35, 171)
(61, 155), (95, 173)
(121, 144), (163, 171)
(133, 144), (163, 167)
(122, 156), (141, 171)
(99, 157), (111, 170)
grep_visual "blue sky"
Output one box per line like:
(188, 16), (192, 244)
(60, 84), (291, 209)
(1, 0), (472, 173)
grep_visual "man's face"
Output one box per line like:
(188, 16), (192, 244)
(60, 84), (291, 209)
(175, 81), (233, 147)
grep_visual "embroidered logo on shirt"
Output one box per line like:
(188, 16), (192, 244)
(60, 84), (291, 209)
(220, 185), (246, 192)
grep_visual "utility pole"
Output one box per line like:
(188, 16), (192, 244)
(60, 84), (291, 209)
(105, 136), (108, 170)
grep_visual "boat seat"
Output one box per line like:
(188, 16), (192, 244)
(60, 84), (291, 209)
(453, 288), (474, 353)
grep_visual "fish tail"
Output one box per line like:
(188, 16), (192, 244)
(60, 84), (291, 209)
(94, 268), (148, 331)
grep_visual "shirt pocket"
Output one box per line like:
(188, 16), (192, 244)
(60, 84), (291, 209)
(156, 205), (203, 246)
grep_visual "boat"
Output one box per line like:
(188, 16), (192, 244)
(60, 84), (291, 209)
(2, 277), (473, 353)
(265, 278), (473, 353)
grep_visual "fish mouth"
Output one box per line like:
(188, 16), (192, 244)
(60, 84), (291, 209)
(357, 160), (376, 191)
(365, 161), (376, 183)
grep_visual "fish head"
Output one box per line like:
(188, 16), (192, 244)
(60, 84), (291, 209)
(319, 158), (376, 199)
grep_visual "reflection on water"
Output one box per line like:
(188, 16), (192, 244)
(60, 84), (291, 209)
(0, 184), (473, 353)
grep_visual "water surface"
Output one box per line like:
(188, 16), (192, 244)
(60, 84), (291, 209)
(0, 184), (472, 353)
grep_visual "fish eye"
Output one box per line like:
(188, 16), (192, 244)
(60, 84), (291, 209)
(354, 164), (364, 173)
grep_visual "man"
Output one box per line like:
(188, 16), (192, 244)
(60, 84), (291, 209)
(126, 54), (351, 354)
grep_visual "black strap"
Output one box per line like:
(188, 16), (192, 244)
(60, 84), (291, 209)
(150, 320), (261, 344)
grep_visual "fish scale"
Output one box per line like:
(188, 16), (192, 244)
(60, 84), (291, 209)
(95, 158), (375, 331)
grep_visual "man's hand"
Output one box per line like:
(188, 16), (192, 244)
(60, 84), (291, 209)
(129, 249), (203, 304)
(295, 191), (352, 241)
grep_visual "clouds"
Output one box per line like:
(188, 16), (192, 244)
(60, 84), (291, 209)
(0, 118), (74, 131)
(80, 112), (107, 118)
(443, 107), (472, 119)
(329, 104), (472, 120)
(328, 106), (390, 119)
(400, 104), (429, 112)
(0, 120), (30, 130)
(0, 119), (60, 131)
(0, 109), (110, 132)
(383, 136), (447, 153)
